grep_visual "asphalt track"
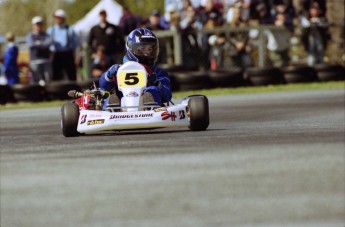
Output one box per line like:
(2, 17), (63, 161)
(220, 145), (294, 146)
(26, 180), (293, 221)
(1, 89), (344, 227)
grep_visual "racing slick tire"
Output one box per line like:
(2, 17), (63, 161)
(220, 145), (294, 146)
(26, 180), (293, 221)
(61, 102), (80, 137)
(188, 95), (209, 131)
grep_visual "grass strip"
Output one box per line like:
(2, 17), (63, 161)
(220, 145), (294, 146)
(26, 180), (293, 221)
(172, 81), (344, 98)
(1, 81), (344, 111)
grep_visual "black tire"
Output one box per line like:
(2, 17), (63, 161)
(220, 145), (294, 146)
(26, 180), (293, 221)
(0, 85), (15, 105)
(158, 64), (188, 72)
(174, 71), (213, 91)
(45, 81), (81, 100)
(245, 67), (284, 86)
(11, 84), (45, 102)
(282, 65), (317, 83)
(61, 102), (80, 137)
(78, 78), (99, 90)
(208, 68), (245, 87)
(178, 83), (207, 91)
(188, 95), (209, 131)
(169, 74), (180, 92)
(314, 64), (345, 81)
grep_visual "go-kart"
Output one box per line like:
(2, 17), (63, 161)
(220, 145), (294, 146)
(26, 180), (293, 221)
(61, 61), (209, 137)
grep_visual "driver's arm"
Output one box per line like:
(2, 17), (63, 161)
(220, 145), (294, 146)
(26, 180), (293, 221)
(99, 64), (120, 91)
(155, 68), (172, 102)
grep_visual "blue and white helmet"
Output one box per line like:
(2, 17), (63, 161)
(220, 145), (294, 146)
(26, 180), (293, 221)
(126, 28), (159, 67)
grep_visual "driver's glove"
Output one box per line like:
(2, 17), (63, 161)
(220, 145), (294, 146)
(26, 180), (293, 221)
(104, 64), (120, 82)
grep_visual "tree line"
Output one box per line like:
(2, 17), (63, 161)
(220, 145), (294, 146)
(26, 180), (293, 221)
(0, 0), (164, 36)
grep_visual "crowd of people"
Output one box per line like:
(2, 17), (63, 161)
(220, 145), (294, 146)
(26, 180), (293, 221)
(151, 0), (330, 69)
(1, 9), (81, 86)
(0, 0), (333, 86)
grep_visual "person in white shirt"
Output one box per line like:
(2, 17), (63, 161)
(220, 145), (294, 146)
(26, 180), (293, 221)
(47, 9), (79, 81)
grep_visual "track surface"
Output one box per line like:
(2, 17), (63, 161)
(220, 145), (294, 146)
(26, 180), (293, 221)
(1, 89), (344, 227)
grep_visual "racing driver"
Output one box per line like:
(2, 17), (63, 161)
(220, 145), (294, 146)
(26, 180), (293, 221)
(99, 28), (172, 107)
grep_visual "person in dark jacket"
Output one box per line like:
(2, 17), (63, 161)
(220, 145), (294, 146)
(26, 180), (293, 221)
(145, 10), (165, 31)
(26, 16), (52, 85)
(3, 32), (19, 85)
(88, 9), (125, 65)
(300, 2), (329, 66)
(119, 7), (141, 35)
(99, 28), (172, 107)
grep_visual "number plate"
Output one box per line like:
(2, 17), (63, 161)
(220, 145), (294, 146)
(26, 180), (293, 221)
(117, 71), (146, 88)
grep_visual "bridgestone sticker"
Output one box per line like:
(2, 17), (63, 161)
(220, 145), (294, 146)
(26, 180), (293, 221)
(110, 113), (154, 120)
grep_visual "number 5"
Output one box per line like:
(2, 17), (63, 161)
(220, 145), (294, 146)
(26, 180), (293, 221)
(125, 73), (139, 85)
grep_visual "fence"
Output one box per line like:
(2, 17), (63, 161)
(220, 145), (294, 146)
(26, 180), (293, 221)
(1, 24), (344, 104)
(79, 24), (344, 79)
(1, 24), (343, 81)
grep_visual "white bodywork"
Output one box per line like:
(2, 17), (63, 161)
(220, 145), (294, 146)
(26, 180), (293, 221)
(77, 105), (189, 133)
(77, 61), (190, 134)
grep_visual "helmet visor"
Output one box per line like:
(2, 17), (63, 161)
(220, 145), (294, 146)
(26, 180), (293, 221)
(131, 42), (159, 59)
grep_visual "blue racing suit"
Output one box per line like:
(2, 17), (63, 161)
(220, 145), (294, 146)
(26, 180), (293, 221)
(99, 56), (172, 106)
(3, 43), (19, 85)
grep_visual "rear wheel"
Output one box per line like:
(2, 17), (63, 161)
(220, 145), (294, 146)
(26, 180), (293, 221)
(188, 96), (209, 131)
(61, 103), (80, 137)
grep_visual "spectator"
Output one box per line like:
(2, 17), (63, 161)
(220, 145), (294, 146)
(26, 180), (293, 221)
(26, 16), (52, 86)
(227, 7), (254, 68)
(250, 0), (272, 24)
(119, 7), (140, 35)
(209, 34), (229, 70)
(91, 45), (113, 78)
(300, 0), (326, 17)
(265, 12), (292, 67)
(47, 9), (79, 81)
(146, 10), (165, 31)
(300, 2), (329, 66)
(88, 9), (125, 65)
(180, 6), (197, 31)
(180, 0), (194, 22)
(3, 32), (19, 85)
(138, 17), (149, 29)
(270, 0), (295, 27)
(226, 0), (251, 24)
(0, 56), (7, 85)
(195, 0), (224, 70)
(160, 4), (177, 30)
(144, 10), (170, 64)
(178, 5), (200, 69)
(197, 0), (223, 29)
(169, 10), (182, 32)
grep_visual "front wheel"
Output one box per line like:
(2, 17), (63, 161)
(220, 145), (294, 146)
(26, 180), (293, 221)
(188, 96), (209, 131)
(61, 103), (80, 137)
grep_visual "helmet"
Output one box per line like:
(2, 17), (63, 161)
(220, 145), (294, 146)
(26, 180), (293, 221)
(126, 28), (159, 66)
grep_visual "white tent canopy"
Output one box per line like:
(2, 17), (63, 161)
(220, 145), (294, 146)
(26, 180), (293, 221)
(74, 0), (123, 36)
